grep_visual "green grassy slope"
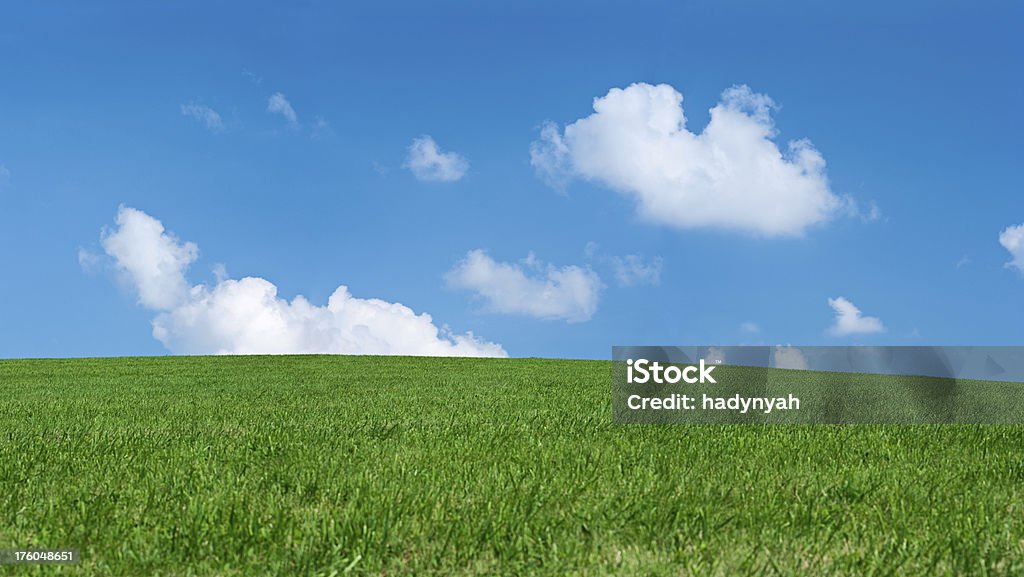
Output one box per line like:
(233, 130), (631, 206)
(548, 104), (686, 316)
(1, 356), (1022, 576)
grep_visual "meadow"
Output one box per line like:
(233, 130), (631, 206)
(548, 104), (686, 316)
(1, 355), (1022, 576)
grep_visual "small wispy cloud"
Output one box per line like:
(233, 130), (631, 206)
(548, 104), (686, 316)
(404, 136), (469, 182)
(211, 263), (229, 283)
(311, 115), (332, 138)
(827, 296), (885, 337)
(180, 103), (224, 133)
(740, 322), (760, 334)
(609, 254), (662, 287)
(371, 161), (391, 176)
(860, 200), (883, 223)
(242, 68), (263, 85)
(0, 163), (11, 186)
(582, 242), (661, 288)
(267, 92), (298, 126)
(77, 247), (101, 272)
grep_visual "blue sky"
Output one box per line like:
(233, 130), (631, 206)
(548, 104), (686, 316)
(1, 1), (1021, 359)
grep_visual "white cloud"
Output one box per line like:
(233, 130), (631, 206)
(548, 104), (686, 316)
(739, 322), (760, 334)
(101, 206), (199, 310)
(97, 207), (505, 357)
(531, 83), (845, 236)
(267, 92), (298, 125)
(609, 254), (662, 287)
(827, 296), (885, 337)
(404, 136), (469, 182)
(180, 103), (224, 133)
(773, 346), (809, 370)
(152, 280), (504, 356)
(0, 163), (10, 186)
(999, 223), (1024, 273)
(446, 250), (602, 322)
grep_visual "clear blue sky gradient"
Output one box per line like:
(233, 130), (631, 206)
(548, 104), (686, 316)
(1, 1), (1021, 358)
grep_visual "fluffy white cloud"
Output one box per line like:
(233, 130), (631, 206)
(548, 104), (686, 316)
(180, 103), (224, 133)
(97, 207), (505, 357)
(446, 250), (602, 322)
(609, 254), (662, 287)
(773, 346), (809, 370)
(405, 136), (469, 182)
(101, 207), (198, 310)
(827, 296), (885, 337)
(999, 223), (1024, 273)
(267, 92), (298, 125)
(152, 280), (504, 356)
(531, 83), (845, 236)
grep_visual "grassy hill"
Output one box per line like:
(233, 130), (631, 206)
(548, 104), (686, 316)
(1, 356), (1023, 576)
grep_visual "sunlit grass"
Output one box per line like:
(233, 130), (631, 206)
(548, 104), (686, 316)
(1, 356), (1022, 575)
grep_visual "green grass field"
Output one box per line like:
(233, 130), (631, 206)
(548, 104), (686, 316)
(1, 356), (1023, 576)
